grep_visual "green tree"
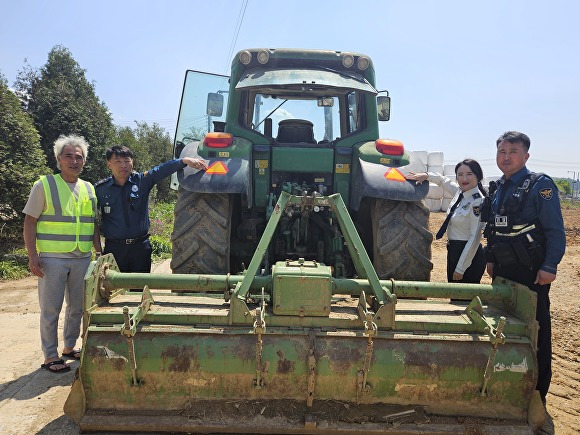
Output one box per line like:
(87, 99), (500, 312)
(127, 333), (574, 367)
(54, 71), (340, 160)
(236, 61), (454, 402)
(134, 121), (174, 202)
(112, 125), (140, 152)
(0, 73), (50, 237)
(554, 178), (571, 195)
(15, 45), (114, 183)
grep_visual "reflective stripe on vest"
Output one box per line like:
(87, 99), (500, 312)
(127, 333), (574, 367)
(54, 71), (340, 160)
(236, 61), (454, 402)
(36, 174), (96, 253)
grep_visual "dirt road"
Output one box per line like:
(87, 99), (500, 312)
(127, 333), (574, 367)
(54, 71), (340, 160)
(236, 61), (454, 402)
(429, 207), (580, 434)
(0, 260), (170, 435)
(0, 210), (578, 434)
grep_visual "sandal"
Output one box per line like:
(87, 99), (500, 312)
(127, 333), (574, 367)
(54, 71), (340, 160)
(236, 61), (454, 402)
(62, 349), (82, 360)
(41, 359), (71, 373)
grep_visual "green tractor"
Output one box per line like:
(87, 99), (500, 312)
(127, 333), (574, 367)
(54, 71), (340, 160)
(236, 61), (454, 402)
(170, 48), (432, 281)
(64, 49), (546, 433)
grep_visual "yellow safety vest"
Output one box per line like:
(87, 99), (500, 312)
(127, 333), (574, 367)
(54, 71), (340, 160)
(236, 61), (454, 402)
(36, 174), (96, 253)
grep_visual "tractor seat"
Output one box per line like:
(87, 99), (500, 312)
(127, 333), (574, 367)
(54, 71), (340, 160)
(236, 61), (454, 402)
(276, 119), (316, 144)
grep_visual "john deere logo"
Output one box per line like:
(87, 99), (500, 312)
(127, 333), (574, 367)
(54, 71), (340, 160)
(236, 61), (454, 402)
(539, 188), (553, 200)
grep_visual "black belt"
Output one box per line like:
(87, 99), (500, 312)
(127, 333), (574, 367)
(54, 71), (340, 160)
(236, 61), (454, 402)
(106, 234), (149, 245)
(447, 240), (468, 246)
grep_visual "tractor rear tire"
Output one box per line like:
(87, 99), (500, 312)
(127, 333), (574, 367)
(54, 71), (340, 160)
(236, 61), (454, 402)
(170, 189), (232, 274)
(372, 199), (433, 280)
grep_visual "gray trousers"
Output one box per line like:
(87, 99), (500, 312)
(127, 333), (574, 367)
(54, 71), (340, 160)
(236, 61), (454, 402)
(38, 256), (90, 359)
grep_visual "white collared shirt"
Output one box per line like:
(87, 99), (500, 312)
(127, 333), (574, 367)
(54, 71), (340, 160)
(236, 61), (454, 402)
(428, 173), (486, 275)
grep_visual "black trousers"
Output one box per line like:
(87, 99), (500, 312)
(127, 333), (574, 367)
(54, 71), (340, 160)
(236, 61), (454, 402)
(494, 262), (552, 401)
(446, 241), (486, 283)
(104, 238), (152, 273)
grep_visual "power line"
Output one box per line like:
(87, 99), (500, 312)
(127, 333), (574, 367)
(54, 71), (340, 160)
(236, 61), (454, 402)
(223, 0), (249, 75)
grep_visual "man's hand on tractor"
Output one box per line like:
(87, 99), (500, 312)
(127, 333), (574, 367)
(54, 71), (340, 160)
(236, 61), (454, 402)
(182, 157), (208, 171)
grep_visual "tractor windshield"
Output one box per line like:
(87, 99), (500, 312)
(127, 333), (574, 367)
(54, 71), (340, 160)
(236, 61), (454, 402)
(238, 67), (374, 143)
(243, 90), (366, 143)
(250, 94), (341, 142)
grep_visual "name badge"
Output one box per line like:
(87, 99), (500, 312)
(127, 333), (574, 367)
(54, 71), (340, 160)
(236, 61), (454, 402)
(495, 215), (508, 227)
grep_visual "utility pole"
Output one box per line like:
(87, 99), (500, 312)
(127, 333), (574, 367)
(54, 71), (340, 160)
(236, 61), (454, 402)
(568, 171), (577, 202)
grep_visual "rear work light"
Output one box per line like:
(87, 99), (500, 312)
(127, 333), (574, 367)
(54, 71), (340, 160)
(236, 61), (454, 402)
(257, 49), (270, 64)
(357, 56), (370, 70)
(376, 139), (404, 155)
(342, 54), (354, 68)
(239, 50), (252, 65)
(204, 132), (233, 148)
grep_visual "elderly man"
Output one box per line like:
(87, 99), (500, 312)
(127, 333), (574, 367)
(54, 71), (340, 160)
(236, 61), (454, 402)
(23, 134), (101, 373)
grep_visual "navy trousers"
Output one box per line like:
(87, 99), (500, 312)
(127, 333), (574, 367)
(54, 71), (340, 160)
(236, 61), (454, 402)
(446, 241), (486, 283)
(494, 262), (552, 401)
(104, 238), (152, 273)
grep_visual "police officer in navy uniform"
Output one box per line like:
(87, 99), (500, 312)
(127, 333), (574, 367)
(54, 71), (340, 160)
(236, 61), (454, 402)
(483, 131), (565, 406)
(96, 145), (207, 272)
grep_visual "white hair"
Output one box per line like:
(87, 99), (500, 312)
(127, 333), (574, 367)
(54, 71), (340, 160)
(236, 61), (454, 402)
(53, 134), (90, 169)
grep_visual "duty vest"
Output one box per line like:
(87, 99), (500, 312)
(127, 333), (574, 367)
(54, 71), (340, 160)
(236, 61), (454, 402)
(36, 174), (96, 253)
(485, 173), (545, 269)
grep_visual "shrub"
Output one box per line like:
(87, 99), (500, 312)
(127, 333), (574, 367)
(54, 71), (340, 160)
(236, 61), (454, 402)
(149, 201), (175, 240)
(0, 260), (29, 280)
(149, 201), (175, 261)
(150, 235), (172, 261)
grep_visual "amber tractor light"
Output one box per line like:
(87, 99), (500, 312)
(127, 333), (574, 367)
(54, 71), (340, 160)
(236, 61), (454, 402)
(257, 49), (270, 64)
(376, 139), (404, 155)
(204, 132), (234, 148)
(239, 50), (252, 65)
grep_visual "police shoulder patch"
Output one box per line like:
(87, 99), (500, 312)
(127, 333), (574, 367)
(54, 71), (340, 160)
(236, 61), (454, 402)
(539, 188), (553, 200)
(472, 206), (481, 217)
(94, 177), (111, 187)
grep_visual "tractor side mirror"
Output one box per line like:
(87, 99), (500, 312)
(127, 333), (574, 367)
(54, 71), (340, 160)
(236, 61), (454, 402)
(377, 95), (391, 121)
(207, 93), (224, 117)
(317, 97), (334, 107)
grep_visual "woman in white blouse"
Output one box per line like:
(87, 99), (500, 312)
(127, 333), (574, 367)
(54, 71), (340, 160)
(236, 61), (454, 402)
(407, 159), (487, 283)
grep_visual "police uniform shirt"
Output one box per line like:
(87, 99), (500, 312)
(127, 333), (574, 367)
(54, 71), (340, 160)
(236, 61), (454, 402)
(492, 166), (565, 275)
(428, 172), (485, 274)
(96, 159), (186, 240)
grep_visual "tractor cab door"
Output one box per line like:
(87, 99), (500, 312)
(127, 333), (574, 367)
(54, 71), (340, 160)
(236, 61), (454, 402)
(171, 70), (230, 190)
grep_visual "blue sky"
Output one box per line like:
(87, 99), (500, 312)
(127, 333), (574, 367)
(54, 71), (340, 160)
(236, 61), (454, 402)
(2, 0), (579, 179)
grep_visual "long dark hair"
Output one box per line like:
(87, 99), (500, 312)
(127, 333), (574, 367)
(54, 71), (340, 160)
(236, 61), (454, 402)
(455, 158), (488, 197)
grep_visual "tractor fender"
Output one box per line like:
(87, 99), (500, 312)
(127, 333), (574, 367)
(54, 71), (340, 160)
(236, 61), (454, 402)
(176, 140), (251, 204)
(349, 157), (429, 211)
